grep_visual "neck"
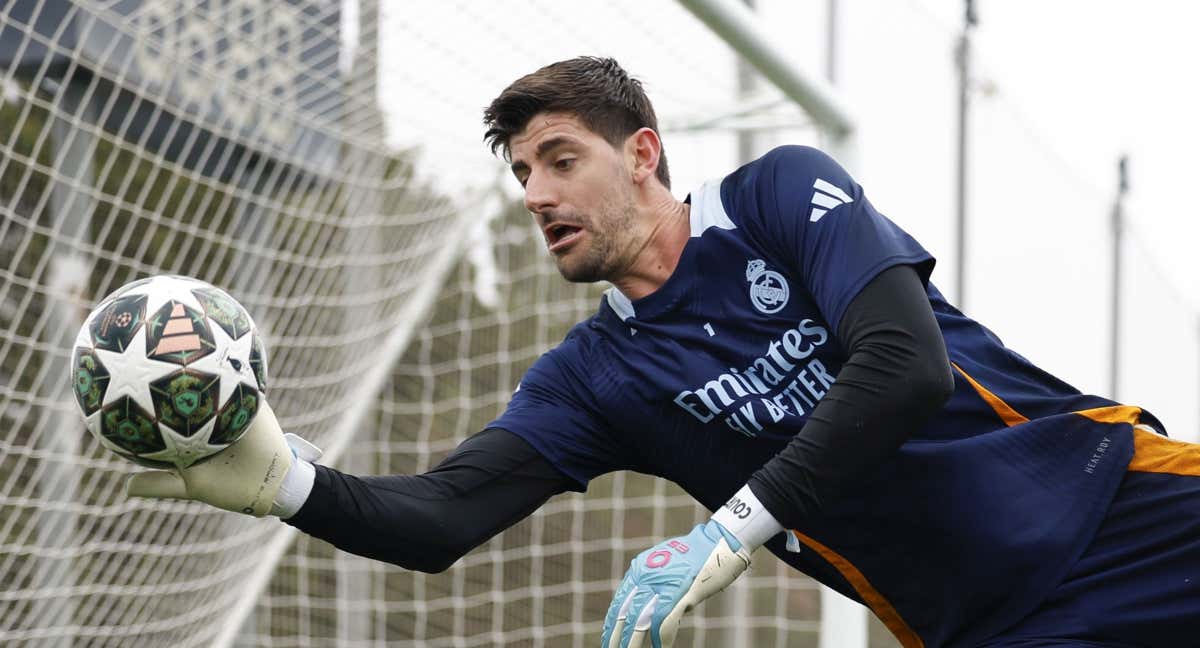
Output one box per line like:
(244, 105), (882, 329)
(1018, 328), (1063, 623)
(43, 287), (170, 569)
(609, 190), (691, 301)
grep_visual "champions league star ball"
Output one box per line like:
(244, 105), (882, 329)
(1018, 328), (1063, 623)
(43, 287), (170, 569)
(69, 275), (268, 469)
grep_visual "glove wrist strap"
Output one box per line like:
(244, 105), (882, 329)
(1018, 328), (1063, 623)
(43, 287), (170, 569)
(270, 457), (315, 519)
(711, 483), (784, 550)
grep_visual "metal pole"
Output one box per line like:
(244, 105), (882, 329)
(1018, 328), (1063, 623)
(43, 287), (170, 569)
(677, 0), (856, 140)
(728, 5), (756, 645)
(826, 0), (838, 84)
(817, 1), (867, 647)
(1110, 156), (1129, 400)
(954, 0), (977, 310)
(736, 0), (758, 166)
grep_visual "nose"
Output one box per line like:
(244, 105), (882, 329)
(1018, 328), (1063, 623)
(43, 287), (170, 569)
(523, 170), (557, 215)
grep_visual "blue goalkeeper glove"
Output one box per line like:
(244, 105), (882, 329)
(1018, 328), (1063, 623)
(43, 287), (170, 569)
(601, 486), (782, 648)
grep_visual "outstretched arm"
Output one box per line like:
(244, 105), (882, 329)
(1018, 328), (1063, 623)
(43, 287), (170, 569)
(127, 417), (574, 574)
(746, 263), (954, 530)
(284, 427), (574, 573)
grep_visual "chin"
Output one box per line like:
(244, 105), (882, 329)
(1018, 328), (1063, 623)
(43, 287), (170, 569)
(555, 266), (603, 284)
(554, 257), (607, 284)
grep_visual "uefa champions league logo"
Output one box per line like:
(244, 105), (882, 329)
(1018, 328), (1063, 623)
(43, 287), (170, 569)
(746, 259), (789, 314)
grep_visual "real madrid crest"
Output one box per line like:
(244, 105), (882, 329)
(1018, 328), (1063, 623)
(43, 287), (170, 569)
(746, 259), (789, 314)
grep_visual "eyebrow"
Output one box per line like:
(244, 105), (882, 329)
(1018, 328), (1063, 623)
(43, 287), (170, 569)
(510, 136), (576, 176)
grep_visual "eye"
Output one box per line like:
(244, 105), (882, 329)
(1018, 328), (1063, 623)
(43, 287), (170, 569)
(554, 157), (575, 171)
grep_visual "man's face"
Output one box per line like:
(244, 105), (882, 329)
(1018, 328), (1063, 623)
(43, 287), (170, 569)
(509, 112), (639, 283)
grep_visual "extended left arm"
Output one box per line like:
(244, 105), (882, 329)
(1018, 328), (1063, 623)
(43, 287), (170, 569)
(746, 263), (955, 530)
(602, 264), (954, 648)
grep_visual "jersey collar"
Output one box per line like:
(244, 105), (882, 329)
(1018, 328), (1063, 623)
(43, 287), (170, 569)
(603, 180), (735, 323)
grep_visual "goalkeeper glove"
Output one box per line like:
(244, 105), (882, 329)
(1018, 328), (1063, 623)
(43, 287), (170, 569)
(125, 401), (321, 517)
(601, 485), (783, 648)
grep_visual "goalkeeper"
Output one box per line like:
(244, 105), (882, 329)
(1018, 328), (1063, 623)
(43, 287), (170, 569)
(129, 57), (1200, 647)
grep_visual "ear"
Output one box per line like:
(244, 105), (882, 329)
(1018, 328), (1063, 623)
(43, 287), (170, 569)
(626, 127), (663, 185)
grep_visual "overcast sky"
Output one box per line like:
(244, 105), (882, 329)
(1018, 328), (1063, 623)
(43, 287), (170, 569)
(378, 0), (1198, 440)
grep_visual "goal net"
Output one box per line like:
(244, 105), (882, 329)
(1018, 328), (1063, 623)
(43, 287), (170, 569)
(0, 1), (850, 646)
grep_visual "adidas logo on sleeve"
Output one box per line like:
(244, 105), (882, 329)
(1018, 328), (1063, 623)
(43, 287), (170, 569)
(809, 178), (853, 222)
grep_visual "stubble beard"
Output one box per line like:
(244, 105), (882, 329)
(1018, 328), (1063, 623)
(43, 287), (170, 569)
(554, 190), (637, 284)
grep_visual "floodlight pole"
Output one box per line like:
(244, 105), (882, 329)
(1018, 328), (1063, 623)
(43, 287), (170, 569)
(1110, 156), (1129, 400)
(954, 0), (978, 311)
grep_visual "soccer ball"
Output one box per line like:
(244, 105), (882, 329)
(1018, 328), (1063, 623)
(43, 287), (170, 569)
(70, 275), (268, 469)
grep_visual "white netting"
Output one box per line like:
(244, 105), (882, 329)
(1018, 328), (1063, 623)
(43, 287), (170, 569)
(0, 0), (848, 646)
(1, 0), (465, 645)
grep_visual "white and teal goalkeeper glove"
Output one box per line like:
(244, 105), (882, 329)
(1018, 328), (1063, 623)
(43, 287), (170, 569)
(126, 401), (321, 517)
(601, 485), (784, 648)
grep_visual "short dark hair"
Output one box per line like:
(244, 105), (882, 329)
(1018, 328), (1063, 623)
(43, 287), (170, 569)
(483, 56), (670, 188)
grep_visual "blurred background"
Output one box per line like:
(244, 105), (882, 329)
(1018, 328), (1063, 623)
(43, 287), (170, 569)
(0, 1), (1195, 646)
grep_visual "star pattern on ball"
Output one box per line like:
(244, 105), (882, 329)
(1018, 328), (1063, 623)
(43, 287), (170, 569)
(73, 275), (265, 470)
(140, 419), (227, 469)
(188, 318), (258, 406)
(94, 326), (181, 415)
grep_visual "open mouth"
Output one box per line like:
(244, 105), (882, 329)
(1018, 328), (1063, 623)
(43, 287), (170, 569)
(544, 222), (583, 253)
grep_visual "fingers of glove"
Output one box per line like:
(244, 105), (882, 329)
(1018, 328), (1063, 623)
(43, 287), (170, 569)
(602, 563), (642, 646)
(600, 585), (638, 648)
(126, 470), (188, 500)
(627, 593), (658, 648)
(617, 591), (658, 648)
(605, 616), (626, 648)
(653, 598), (689, 648)
(602, 584), (639, 648)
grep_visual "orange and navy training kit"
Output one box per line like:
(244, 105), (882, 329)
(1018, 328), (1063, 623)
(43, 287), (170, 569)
(477, 146), (1199, 646)
(978, 423), (1200, 647)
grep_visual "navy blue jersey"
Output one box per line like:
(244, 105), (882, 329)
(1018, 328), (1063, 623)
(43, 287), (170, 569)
(490, 146), (1158, 647)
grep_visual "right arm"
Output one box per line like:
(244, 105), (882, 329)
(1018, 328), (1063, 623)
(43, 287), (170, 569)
(127, 336), (616, 572)
(285, 427), (574, 573)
